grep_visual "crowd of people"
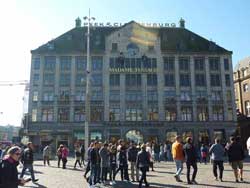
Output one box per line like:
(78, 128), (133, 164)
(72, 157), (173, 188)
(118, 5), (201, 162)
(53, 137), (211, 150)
(0, 135), (247, 188)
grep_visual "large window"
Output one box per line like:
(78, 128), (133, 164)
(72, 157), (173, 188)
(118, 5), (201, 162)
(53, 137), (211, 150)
(126, 108), (142, 121)
(148, 90), (158, 101)
(165, 107), (177, 121)
(109, 108), (120, 121)
(197, 106), (208, 121)
(243, 83), (248, 92)
(147, 74), (157, 86)
(164, 91), (176, 101)
(210, 74), (221, 86)
(224, 58), (229, 70)
(148, 106), (158, 121)
(211, 91), (222, 101)
(110, 74), (120, 86)
(91, 107), (103, 121)
(44, 56), (56, 71)
(126, 74), (141, 87)
(42, 108), (53, 122)
(164, 74), (175, 86)
(195, 74), (206, 86)
(43, 91), (54, 101)
(91, 74), (102, 86)
(74, 107), (85, 122)
(31, 109), (37, 122)
(43, 73), (55, 85)
(163, 57), (174, 71)
(91, 90), (103, 101)
(110, 90), (120, 101)
(33, 74), (39, 85)
(76, 56), (87, 71)
(60, 73), (70, 86)
(180, 91), (191, 101)
(58, 108), (70, 122)
(33, 57), (40, 70)
(180, 74), (190, 86)
(32, 91), (38, 102)
(245, 101), (250, 117)
(194, 57), (204, 71)
(75, 74), (85, 86)
(126, 91), (142, 101)
(92, 56), (103, 71)
(60, 56), (71, 71)
(209, 57), (220, 71)
(179, 57), (189, 71)
(212, 106), (223, 121)
(225, 74), (231, 86)
(180, 107), (192, 121)
(75, 91), (85, 101)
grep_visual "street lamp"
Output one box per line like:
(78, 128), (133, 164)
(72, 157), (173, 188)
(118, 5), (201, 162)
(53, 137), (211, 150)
(83, 9), (95, 160)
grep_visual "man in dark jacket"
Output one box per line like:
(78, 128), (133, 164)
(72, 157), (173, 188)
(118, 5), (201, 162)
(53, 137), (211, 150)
(183, 137), (198, 184)
(136, 144), (150, 188)
(116, 145), (129, 181)
(227, 136), (245, 182)
(20, 142), (38, 183)
(0, 146), (28, 188)
(89, 142), (101, 185)
(128, 141), (139, 182)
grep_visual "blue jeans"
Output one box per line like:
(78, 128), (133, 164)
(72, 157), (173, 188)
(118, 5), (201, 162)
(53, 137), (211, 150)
(20, 164), (36, 181)
(175, 160), (183, 177)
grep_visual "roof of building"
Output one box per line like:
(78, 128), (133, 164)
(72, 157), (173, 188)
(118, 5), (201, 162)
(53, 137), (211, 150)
(31, 21), (232, 54)
(234, 56), (250, 71)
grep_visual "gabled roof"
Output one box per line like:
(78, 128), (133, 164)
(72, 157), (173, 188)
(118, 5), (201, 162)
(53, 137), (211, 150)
(234, 56), (250, 71)
(31, 21), (232, 54)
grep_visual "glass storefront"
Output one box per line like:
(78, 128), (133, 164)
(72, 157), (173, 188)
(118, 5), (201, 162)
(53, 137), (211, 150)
(125, 130), (143, 144)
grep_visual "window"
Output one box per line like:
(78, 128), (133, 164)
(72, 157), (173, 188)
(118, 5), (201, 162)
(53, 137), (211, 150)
(195, 74), (206, 86)
(163, 57), (175, 71)
(180, 74), (190, 86)
(44, 56), (56, 71)
(42, 108), (53, 122)
(60, 56), (71, 71)
(225, 74), (231, 86)
(112, 43), (118, 51)
(91, 107), (103, 121)
(243, 83), (248, 92)
(110, 90), (120, 101)
(32, 91), (38, 102)
(180, 91), (191, 101)
(33, 57), (40, 70)
(165, 74), (175, 86)
(126, 91), (142, 101)
(110, 58), (115, 68)
(43, 73), (55, 85)
(110, 74), (120, 86)
(76, 74), (85, 86)
(147, 74), (157, 86)
(245, 101), (250, 117)
(91, 90), (103, 101)
(242, 69), (248, 77)
(148, 106), (158, 121)
(59, 90), (70, 101)
(228, 107), (233, 121)
(126, 108), (142, 121)
(211, 91), (222, 101)
(197, 106), (208, 121)
(224, 58), (229, 70)
(91, 74), (102, 86)
(109, 108), (120, 121)
(179, 57), (189, 71)
(58, 108), (70, 122)
(164, 91), (176, 100)
(181, 107), (192, 121)
(148, 91), (158, 101)
(126, 74), (141, 87)
(31, 109), (37, 122)
(76, 56), (87, 70)
(75, 91), (85, 101)
(196, 90), (207, 100)
(33, 74), (39, 85)
(210, 74), (221, 86)
(74, 107), (85, 122)
(212, 106), (223, 121)
(194, 57), (204, 71)
(92, 56), (103, 71)
(165, 107), (177, 121)
(209, 57), (220, 71)
(60, 73), (70, 86)
(43, 91), (54, 101)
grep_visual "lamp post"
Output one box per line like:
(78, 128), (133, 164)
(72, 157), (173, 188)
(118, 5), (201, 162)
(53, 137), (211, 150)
(83, 9), (95, 160)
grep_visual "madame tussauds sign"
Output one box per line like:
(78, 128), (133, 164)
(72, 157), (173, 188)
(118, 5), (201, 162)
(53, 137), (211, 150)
(83, 22), (176, 28)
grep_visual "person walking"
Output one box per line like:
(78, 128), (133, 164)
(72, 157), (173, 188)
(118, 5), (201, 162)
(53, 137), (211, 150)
(74, 144), (82, 169)
(227, 136), (245, 182)
(84, 143), (93, 180)
(20, 142), (38, 183)
(109, 145), (117, 185)
(200, 144), (208, 164)
(80, 144), (85, 166)
(0, 146), (30, 188)
(57, 145), (63, 168)
(183, 137), (198, 184)
(146, 142), (154, 171)
(172, 135), (185, 182)
(43, 144), (51, 166)
(153, 143), (160, 163)
(61, 145), (69, 169)
(136, 144), (150, 188)
(209, 138), (225, 181)
(128, 141), (139, 182)
(99, 143), (109, 184)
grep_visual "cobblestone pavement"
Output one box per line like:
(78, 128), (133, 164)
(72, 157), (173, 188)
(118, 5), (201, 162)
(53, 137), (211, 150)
(19, 158), (250, 188)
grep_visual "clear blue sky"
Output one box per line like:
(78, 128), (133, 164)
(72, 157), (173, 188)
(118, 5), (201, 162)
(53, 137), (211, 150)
(0, 0), (249, 126)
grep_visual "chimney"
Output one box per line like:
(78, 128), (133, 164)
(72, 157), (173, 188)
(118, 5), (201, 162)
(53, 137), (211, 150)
(75, 17), (81, 28)
(179, 18), (185, 28)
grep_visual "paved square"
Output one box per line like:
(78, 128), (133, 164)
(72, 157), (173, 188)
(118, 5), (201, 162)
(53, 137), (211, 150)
(19, 158), (250, 188)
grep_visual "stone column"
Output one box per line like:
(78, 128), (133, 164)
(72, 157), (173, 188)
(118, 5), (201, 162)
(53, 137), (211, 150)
(103, 55), (110, 121)
(142, 74), (147, 120)
(70, 56), (76, 122)
(220, 56), (228, 121)
(120, 74), (126, 121)
(205, 57), (212, 121)
(54, 56), (60, 122)
(37, 55), (44, 122)
(174, 55), (181, 120)
(190, 56), (197, 121)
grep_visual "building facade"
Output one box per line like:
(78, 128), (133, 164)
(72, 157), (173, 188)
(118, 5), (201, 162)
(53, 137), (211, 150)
(25, 19), (236, 149)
